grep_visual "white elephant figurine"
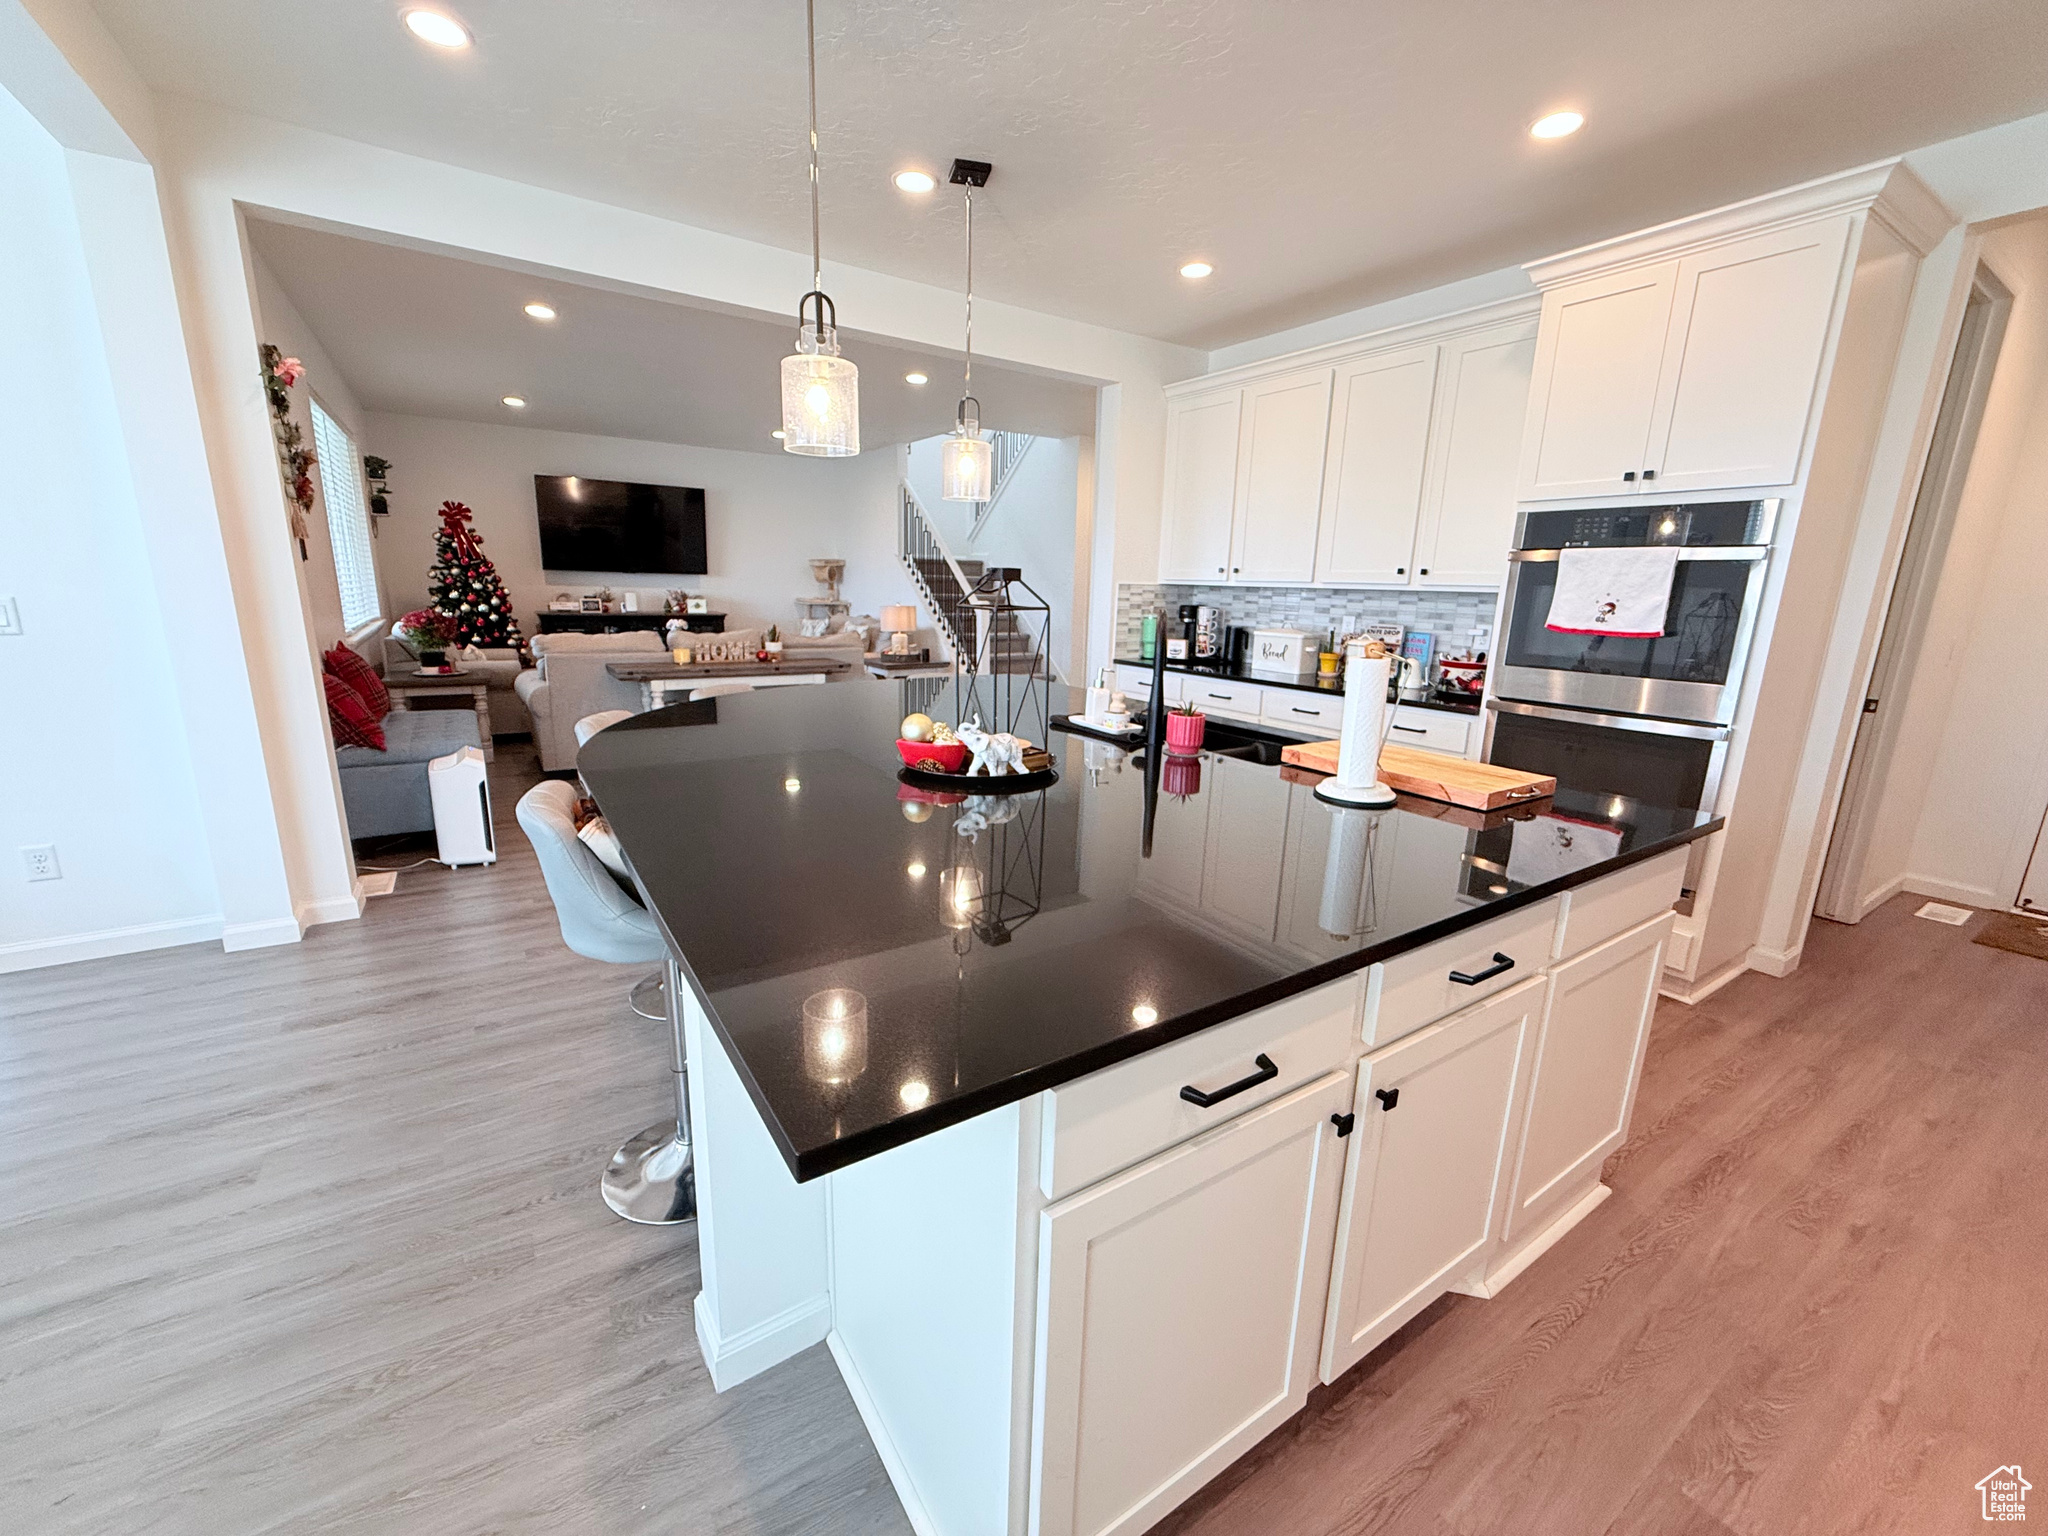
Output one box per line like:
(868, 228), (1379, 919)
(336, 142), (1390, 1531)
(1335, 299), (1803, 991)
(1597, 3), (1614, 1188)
(957, 716), (1026, 776)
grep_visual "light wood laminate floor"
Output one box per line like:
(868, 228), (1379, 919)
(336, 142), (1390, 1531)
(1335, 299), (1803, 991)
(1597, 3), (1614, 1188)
(4, 756), (2041, 1534)
(0, 744), (912, 1536)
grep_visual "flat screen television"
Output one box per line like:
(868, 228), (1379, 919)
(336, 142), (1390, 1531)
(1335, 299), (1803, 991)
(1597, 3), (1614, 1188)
(533, 474), (707, 574)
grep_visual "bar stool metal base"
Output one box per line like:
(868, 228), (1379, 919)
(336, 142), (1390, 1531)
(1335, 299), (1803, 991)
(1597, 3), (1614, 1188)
(600, 1119), (696, 1225)
(628, 969), (665, 1021)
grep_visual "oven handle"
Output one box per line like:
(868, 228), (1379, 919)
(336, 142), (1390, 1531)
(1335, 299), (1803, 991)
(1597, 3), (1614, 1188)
(1507, 546), (1770, 563)
(1487, 698), (1733, 741)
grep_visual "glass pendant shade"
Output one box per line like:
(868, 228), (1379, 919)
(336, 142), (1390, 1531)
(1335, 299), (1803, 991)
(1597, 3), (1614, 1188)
(941, 401), (992, 501)
(781, 318), (860, 457)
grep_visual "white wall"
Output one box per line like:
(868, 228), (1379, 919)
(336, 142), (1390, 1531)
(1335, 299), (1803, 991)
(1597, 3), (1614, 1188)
(1860, 217), (2048, 910)
(361, 413), (919, 639)
(906, 434), (1085, 679)
(249, 251), (375, 653)
(0, 83), (220, 968)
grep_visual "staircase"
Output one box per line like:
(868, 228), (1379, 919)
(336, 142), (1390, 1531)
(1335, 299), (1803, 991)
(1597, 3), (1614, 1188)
(966, 431), (1038, 542)
(899, 485), (1053, 678)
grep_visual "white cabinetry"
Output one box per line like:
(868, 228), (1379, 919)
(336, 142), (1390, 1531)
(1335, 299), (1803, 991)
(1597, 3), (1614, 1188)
(1158, 371), (1330, 584)
(1520, 218), (1852, 501)
(1415, 320), (1540, 584)
(1159, 390), (1243, 581)
(1315, 346), (1438, 584)
(1499, 913), (1671, 1247)
(1234, 370), (1334, 583)
(1320, 977), (1544, 1381)
(1032, 1072), (1353, 1536)
(1159, 303), (1538, 590)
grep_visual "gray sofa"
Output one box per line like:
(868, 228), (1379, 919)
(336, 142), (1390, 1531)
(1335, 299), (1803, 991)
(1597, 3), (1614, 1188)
(336, 709), (483, 839)
(516, 632), (668, 771)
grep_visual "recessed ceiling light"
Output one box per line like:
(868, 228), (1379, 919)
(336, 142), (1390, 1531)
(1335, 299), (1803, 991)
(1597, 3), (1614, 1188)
(500, 395), (526, 408)
(893, 170), (936, 194)
(904, 371), (928, 386)
(1179, 261), (1214, 280)
(522, 302), (557, 321)
(771, 429), (786, 439)
(402, 9), (471, 49)
(1530, 110), (1585, 140)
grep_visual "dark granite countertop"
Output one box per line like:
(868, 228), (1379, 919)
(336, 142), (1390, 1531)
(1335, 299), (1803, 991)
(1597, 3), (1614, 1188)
(1112, 655), (1482, 715)
(580, 681), (1719, 1182)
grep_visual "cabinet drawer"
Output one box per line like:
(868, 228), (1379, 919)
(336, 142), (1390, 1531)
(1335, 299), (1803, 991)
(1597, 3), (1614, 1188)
(1039, 975), (1361, 1201)
(1114, 664), (1153, 700)
(1261, 689), (1344, 734)
(1183, 677), (1261, 719)
(1364, 897), (1560, 1050)
(1555, 847), (1686, 960)
(1386, 707), (1470, 757)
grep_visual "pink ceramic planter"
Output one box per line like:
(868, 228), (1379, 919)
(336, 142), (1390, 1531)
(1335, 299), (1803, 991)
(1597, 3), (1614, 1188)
(1165, 710), (1207, 754)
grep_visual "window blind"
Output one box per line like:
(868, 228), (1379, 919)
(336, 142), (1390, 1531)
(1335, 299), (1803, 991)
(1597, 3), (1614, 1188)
(310, 400), (381, 631)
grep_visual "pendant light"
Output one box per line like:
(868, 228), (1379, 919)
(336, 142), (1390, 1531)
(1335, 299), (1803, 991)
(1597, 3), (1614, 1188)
(941, 160), (993, 501)
(780, 0), (859, 456)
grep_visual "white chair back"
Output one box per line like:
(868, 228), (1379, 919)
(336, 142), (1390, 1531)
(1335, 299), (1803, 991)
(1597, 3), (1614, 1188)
(514, 782), (666, 965)
(575, 709), (634, 747)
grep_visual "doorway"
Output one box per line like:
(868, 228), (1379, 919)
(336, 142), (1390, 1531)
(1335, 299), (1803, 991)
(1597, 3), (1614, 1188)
(1814, 265), (2012, 922)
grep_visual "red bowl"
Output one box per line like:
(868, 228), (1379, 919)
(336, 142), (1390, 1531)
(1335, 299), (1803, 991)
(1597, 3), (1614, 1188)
(897, 738), (971, 774)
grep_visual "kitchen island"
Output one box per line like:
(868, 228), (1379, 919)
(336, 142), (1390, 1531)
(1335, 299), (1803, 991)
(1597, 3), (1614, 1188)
(580, 681), (1720, 1536)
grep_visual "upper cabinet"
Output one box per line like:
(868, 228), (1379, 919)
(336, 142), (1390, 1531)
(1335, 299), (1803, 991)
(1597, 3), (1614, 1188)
(1160, 309), (1538, 590)
(1158, 389), (1244, 582)
(1234, 370), (1335, 583)
(1519, 217), (1853, 502)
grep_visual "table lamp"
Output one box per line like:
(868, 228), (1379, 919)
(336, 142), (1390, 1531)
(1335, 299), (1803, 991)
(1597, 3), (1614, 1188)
(882, 604), (918, 657)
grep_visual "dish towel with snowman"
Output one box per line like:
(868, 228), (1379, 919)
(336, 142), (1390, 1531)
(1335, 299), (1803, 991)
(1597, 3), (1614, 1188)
(1544, 546), (1681, 637)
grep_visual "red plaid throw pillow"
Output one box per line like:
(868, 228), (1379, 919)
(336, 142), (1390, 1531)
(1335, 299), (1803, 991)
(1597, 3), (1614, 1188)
(324, 672), (386, 751)
(323, 643), (389, 719)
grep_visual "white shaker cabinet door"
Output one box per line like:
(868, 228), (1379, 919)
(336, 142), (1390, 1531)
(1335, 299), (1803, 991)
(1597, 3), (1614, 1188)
(1231, 368), (1333, 584)
(1314, 346), (1438, 585)
(1198, 751), (1293, 943)
(1319, 976), (1543, 1383)
(1415, 319), (1538, 587)
(1519, 261), (1677, 502)
(1159, 390), (1243, 581)
(1500, 912), (1671, 1247)
(1031, 1071), (1353, 1536)
(1642, 217), (1852, 494)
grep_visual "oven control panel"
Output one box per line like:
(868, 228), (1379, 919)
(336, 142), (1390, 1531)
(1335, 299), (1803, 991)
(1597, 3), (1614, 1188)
(1517, 500), (1771, 551)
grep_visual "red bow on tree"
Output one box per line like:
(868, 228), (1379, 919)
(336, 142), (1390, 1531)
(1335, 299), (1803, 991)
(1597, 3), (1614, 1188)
(438, 500), (483, 561)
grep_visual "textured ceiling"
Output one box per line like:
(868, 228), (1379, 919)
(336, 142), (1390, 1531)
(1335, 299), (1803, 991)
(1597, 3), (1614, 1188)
(99, 0), (2048, 347)
(245, 217), (1099, 453)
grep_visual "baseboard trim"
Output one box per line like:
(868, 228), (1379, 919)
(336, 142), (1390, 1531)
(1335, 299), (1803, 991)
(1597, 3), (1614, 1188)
(0, 914), (224, 973)
(1658, 954), (1749, 1006)
(1746, 942), (1802, 978)
(1456, 1183), (1611, 1300)
(221, 915), (303, 952)
(1851, 873), (1910, 921)
(1896, 875), (2003, 911)
(827, 1330), (938, 1536)
(692, 1290), (831, 1394)
(298, 891), (365, 928)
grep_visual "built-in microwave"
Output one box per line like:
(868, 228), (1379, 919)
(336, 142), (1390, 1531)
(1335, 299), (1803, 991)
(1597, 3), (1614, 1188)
(1492, 499), (1780, 727)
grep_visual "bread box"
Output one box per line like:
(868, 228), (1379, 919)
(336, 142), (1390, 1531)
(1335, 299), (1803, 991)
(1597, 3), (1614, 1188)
(1247, 627), (1317, 680)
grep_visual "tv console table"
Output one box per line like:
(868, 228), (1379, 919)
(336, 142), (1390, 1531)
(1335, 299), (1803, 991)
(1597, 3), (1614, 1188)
(535, 612), (726, 636)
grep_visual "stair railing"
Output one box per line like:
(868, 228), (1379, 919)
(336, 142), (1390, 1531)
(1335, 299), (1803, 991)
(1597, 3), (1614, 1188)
(967, 432), (1038, 543)
(899, 483), (975, 663)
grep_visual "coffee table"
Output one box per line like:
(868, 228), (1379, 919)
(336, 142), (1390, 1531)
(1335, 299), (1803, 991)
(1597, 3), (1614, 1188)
(386, 670), (494, 761)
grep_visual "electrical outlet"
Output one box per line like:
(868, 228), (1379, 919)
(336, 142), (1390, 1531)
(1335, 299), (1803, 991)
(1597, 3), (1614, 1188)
(0, 597), (20, 636)
(22, 845), (60, 882)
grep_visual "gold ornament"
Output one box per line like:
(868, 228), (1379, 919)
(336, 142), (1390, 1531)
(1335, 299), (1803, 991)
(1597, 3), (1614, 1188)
(900, 712), (934, 743)
(900, 800), (934, 823)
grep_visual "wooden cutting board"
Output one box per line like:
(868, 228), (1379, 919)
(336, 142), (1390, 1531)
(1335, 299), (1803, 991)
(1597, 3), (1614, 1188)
(1278, 739), (1555, 810)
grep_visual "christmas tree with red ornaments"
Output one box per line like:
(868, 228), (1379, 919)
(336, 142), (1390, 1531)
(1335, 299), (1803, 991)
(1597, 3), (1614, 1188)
(425, 501), (525, 651)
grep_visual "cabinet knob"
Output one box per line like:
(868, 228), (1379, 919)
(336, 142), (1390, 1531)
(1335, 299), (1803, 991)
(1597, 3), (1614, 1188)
(1395, 567), (1405, 576)
(1216, 566), (1225, 573)
(1642, 469), (1657, 481)
(1232, 567), (1241, 574)
(1375, 1087), (1399, 1112)
(1331, 1112), (1356, 1138)
(1419, 568), (1429, 576)
(1622, 471), (1637, 483)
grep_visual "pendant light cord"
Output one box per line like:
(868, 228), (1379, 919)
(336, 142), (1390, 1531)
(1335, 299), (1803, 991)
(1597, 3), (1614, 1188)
(805, 0), (823, 327)
(964, 187), (974, 396)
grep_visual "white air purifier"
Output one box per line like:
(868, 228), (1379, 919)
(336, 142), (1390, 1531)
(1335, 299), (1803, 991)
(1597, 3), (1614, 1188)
(429, 745), (497, 867)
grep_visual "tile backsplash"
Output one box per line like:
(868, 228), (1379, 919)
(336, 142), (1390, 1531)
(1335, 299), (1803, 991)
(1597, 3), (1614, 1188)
(1113, 583), (1499, 665)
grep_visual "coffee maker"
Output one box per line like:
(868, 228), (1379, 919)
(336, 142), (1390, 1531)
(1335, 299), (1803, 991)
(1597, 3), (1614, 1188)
(1193, 605), (1223, 661)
